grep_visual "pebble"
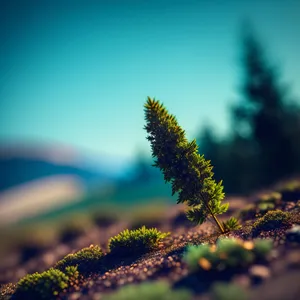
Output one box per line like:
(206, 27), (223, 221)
(249, 265), (271, 284)
(69, 292), (82, 300)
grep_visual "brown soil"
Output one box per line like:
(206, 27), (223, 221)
(1, 183), (300, 300)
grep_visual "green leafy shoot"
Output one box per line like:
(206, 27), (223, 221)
(222, 217), (241, 232)
(144, 97), (228, 233)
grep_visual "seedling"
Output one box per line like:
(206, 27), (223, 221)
(144, 97), (239, 233)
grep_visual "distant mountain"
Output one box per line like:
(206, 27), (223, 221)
(0, 143), (126, 192)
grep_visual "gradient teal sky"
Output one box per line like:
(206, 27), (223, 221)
(1, 0), (300, 161)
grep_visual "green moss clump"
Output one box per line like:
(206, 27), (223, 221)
(64, 265), (80, 279)
(55, 244), (103, 272)
(14, 267), (78, 299)
(252, 210), (292, 236)
(108, 226), (169, 257)
(102, 281), (192, 300)
(184, 237), (272, 273)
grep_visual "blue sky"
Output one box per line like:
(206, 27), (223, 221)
(1, 0), (300, 163)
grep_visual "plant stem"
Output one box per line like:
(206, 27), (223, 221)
(199, 192), (225, 233)
(206, 203), (225, 233)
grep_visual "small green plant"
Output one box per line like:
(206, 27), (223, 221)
(252, 210), (292, 236)
(102, 281), (192, 300)
(184, 237), (272, 273)
(222, 217), (242, 231)
(108, 226), (169, 257)
(144, 97), (238, 233)
(55, 244), (103, 272)
(14, 266), (78, 299)
(211, 282), (248, 300)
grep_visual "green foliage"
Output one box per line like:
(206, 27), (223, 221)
(144, 97), (228, 232)
(64, 265), (80, 279)
(102, 281), (192, 300)
(15, 266), (78, 299)
(108, 226), (169, 257)
(222, 217), (241, 231)
(55, 244), (103, 272)
(231, 26), (300, 187)
(252, 210), (292, 236)
(197, 27), (300, 194)
(211, 282), (248, 300)
(183, 237), (272, 273)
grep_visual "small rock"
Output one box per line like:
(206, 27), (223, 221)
(249, 265), (271, 284)
(286, 225), (300, 244)
(69, 292), (82, 300)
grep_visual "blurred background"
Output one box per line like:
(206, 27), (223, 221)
(0, 0), (300, 272)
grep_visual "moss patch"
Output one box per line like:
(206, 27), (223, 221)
(252, 210), (292, 236)
(108, 226), (170, 257)
(55, 244), (104, 273)
(14, 266), (78, 300)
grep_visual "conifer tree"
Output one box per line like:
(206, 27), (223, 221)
(232, 26), (300, 186)
(144, 97), (230, 233)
